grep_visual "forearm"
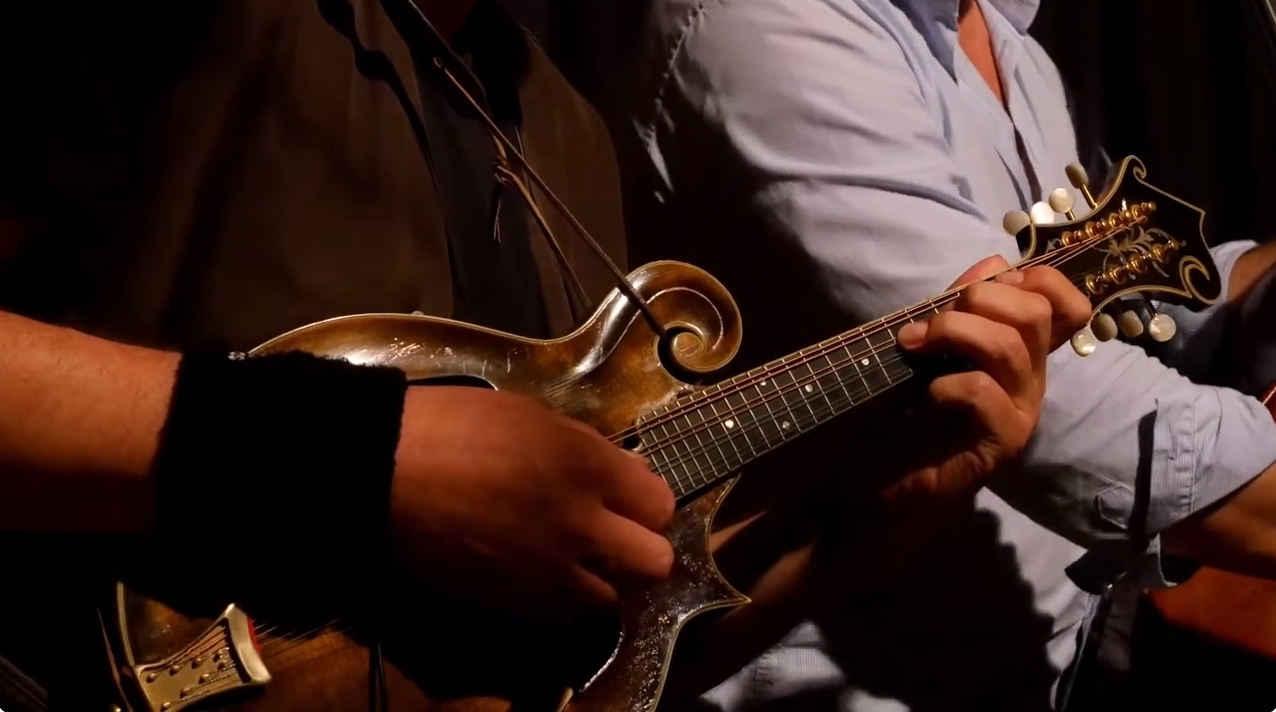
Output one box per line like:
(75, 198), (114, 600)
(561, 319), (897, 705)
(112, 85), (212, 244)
(987, 341), (1276, 586)
(0, 310), (178, 534)
(1164, 456), (1276, 579)
(1226, 239), (1276, 303)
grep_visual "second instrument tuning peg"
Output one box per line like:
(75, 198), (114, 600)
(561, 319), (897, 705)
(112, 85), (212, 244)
(1090, 313), (1118, 342)
(1117, 309), (1145, 339)
(1003, 210), (1031, 236)
(1065, 163), (1097, 208)
(1147, 312), (1177, 343)
(1047, 188), (1076, 220)
(1070, 327), (1098, 357)
(1028, 201), (1056, 226)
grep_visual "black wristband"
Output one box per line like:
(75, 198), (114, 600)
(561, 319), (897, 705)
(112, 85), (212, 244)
(152, 349), (408, 586)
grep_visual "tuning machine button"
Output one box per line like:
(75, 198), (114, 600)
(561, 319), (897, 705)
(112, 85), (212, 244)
(1047, 188), (1077, 220)
(1070, 328), (1098, 357)
(1066, 163), (1098, 208)
(1090, 313), (1118, 342)
(1003, 210), (1031, 236)
(1029, 201), (1057, 226)
(1117, 310), (1145, 339)
(1148, 313), (1178, 343)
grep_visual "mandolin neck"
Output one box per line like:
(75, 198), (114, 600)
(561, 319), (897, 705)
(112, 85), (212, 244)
(641, 300), (946, 500)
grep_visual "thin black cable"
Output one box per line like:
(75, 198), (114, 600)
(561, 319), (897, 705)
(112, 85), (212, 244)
(378, 0), (668, 339)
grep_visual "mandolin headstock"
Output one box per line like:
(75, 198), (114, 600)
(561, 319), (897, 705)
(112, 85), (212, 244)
(1004, 156), (1223, 356)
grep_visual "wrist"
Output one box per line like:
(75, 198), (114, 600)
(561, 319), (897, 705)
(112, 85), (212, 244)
(150, 349), (408, 599)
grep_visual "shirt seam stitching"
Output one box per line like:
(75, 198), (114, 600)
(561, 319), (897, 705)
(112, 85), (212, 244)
(646, 0), (722, 141)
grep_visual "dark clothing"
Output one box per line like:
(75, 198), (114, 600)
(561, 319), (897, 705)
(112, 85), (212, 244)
(0, 0), (626, 349)
(0, 0), (628, 703)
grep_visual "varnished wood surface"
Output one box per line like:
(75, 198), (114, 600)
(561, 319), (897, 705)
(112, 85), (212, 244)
(1145, 384), (1276, 660)
(113, 261), (751, 712)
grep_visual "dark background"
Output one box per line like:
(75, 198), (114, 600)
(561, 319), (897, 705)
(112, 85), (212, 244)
(500, 0), (1276, 245)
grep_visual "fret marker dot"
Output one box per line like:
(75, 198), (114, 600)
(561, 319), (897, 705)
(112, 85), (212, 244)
(781, 421), (791, 430)
(724, 419), (736, 429)
(804, 384), (814, 393)
(861, 358), (870, 366)
(761, 379), (768, 386)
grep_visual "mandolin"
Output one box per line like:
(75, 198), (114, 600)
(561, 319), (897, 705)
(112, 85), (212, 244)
(76, 156), (1222, 712)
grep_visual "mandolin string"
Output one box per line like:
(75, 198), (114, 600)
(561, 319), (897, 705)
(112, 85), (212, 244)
(618, 224), (1132, 466)
(636, 220), (1158, 483)
(171, 617), (347, 679)
(179, 620), (358, 701)
(604, 223), (1125, 448)
(201, 624), (366, 698)
(175, 622), (283, 666)
(648, 273), (1098, 492)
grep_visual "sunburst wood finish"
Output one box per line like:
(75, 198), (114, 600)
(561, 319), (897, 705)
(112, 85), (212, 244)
(112, 261), (750, 712)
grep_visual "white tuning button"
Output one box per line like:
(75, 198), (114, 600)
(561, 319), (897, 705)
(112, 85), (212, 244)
(1091, 313), (1118, 342)
(1047, 187), (1076, 216)
(1148, 313), (1178, 342)
(1029, 201), (1056, 226)
(1003, 210), (1032, 236)
(1065, 163), (1090, 190)
(1117, 310), (1145, 339)
(1070, 328), (1098, 357)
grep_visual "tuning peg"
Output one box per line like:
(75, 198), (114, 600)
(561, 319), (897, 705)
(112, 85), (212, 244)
(1148, 313), (1177, 342)
(1130, 296), (1178, 343)
(1066, 163), (1098, 208)
(1029, 201), (1056, 226)
(1002, 210), (1031, 236)
(1047, 188), (1077, 220)
(1070, 327), (1098, 357)
(1117, 309), (1145, 339)
(1091, 313), (1118, 342)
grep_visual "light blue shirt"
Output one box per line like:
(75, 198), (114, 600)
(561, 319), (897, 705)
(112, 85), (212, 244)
(619, 0), (1276, 709)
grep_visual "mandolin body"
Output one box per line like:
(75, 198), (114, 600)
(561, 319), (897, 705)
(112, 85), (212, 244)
(108, 261), (751, 712)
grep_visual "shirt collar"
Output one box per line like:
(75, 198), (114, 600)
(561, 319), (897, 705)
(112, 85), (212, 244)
(893, 0), (1040, 73)
(986, 0), (1040, 35)
(902, 0), (1038, 33)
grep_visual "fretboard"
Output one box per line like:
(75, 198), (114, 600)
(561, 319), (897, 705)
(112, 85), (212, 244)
(640, 305), (943, 499)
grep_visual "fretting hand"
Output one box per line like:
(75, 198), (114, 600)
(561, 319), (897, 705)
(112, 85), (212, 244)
(816, 255), (1090, 589)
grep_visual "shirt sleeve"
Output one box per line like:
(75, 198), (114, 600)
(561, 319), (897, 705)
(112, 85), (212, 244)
(644, 0), (1276, 585)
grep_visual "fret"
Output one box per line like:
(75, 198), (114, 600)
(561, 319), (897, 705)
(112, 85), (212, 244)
(770, 369), (816, 435)
(863, 326), (903, 392)
(682, 414), (714, 493)
(660, 419), (697, 492)
(693, 400), (735, 477)
(793, 345), (839, 417)
(709, 394), (759, 460)
(647, 425), (677, 496)
(840, 338), (876, 405)
(825, 340), (859, 406)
